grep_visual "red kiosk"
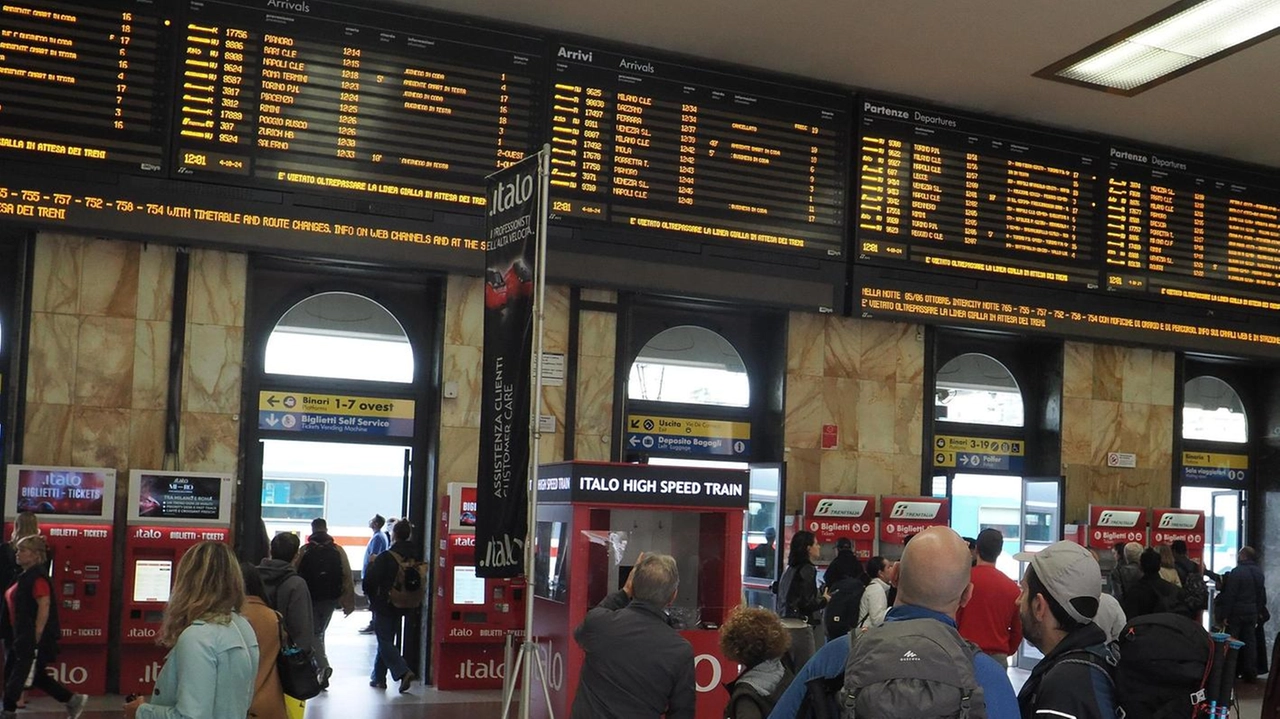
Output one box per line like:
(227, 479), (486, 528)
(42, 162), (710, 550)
(118, 470), (234, 696)
(433, 483), (526, 689)
(4, 464), (116, 695)
(529, 461), (748, 719)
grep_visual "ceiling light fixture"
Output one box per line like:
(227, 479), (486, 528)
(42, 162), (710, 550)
(1035, 0), (1280, 95)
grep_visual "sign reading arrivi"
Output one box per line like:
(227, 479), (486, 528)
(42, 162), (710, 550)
(476, 154), (542, 578)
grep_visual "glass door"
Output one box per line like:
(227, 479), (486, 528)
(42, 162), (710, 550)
(1013, 477), (1062, 671)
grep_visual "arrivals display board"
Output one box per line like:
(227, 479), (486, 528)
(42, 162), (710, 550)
(548, 42), (848, 258)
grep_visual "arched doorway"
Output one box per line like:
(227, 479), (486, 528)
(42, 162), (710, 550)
(1178, 374), (1248, 575)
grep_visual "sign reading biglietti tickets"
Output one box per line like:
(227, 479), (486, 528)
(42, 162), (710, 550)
(258, 392), (414, 438)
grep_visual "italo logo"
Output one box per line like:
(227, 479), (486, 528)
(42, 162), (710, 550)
(488, 173), (534, 216)
(127, 627), (157, 638)
(134, 528), (162, 539)
(265, 0), (310, 12)
(813, 499), (868, 518)
(1096, 510), (1143, 528)
(889, 501), (941, 520)
(453, 535), (476, 547)
(46, 663), (88, 686)
(455, 658), (505, 680)
(1158, 512), (1201, 530)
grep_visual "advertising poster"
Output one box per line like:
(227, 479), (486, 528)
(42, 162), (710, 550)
(476, 153), (541, 578)
(1151, 508), (1206, 561)
(878, 496), (950, 544)
(1086, 505), (1149, 550)
(803, 493), (875, 559)
(137, 474), (223, 520)
(14, 468), (108, 516)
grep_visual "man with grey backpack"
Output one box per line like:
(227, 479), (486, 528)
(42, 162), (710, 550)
(767, 526), (1018, 719)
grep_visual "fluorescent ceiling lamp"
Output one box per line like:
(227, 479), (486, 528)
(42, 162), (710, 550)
(1037, 0), (1280, 95)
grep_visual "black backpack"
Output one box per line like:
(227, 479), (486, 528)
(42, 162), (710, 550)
(1113, 613), (1214, 719)
(298, 543), (345, 601)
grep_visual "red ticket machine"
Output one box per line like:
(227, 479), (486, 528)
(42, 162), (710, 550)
(431, 483), (526, 689)
(118, 470), (234, 696)
(4, 465), (117, 695)
(529, 462), (748, 719)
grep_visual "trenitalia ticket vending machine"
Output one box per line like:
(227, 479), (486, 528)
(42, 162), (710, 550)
(432, 483), (525, 690)
(3, 465), (116, 695)
(530, 462), (748, 719)
(119, 470), (234, 696)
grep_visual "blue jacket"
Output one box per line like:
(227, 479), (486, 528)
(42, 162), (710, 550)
(136, 613), (259, 719)
(767, 604), (1020, 719)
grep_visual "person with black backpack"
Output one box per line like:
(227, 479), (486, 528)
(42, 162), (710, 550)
(293, 518), (355, 690)
(364, 519), (419, 693)
(766, 526), (1019, 719)
(256, 533), (314, 664)
(820, 540), (864, 642)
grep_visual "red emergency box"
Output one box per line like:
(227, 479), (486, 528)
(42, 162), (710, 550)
(4, 465), (117, 695)
(118, 470), (234, 696)
(432, 483), (526, 690)
(529, 462), (748, 719)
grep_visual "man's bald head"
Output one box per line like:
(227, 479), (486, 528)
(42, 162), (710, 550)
(896, 526), (974, 616)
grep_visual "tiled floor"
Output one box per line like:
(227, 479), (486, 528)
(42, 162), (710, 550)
(9, 614), (1268, 717)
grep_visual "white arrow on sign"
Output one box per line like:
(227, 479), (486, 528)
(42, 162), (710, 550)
(264, 413), (279, 427)
(628, 436), (640, 447)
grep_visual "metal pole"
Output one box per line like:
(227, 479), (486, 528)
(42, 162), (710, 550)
(518, 144), (553, 719)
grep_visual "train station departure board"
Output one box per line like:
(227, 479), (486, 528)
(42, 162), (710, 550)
(856, 98), (1100, 287)
(1102, 145), (1280, 312)
(0, 0), (173, 173)
(547, 42), (848, 258)
(173, 0), (542, 206)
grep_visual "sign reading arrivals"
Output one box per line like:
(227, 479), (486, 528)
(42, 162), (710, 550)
(257, 392), (414, 438)
(536, 462), (749, 510)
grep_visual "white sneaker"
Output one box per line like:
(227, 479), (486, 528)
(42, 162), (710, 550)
(66, 693), (88, 719)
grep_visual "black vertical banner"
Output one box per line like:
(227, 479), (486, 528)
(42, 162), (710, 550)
(476, 155), (540, 577)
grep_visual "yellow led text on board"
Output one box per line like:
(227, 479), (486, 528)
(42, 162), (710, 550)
(258, 392), (414, 419)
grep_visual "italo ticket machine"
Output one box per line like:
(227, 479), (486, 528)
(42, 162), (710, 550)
(3, 464), (116, 695)
(432, 483), (526, 690)
(529, 461), (748, 719)
(119, 470), (234, 696)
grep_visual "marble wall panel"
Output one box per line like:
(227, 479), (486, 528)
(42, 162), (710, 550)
(184, 324), (244, 414)
(444, 275), (484, 348)
(1092, 345), (1124, 402)
(180, 412), (239, 473)
(439, 426), (480, 485)
(136, 245), (175, 322)
(575, 433), (611, 462)
(129, 409), (167, 472)
(818, 450), (858, 493)
(784, 375), (825, 449)
(823, 377), (859, 452)
(823, 316), (860, 379)
(855, 452), (899, 499)
(440, 344), (483, 429)
(578, 310), (616, 359)
(1089, 400), (1122, 465)
(70, 407), (131, 469)
(895, 383), (924, 457)
(895, 329), (924, 385)
(1151, 352), (1176, 407)
(1061, 397), (1093, 464)
(1062, 342), (1094, 400)
(132, 320), (171, 411)
(31, 234), (81, 314)
(1120, 348), (1154, 405)
(859, 322), (904, 384)
(543, 286), (570, 355)
(1064, 465), (1170, 523)
(75, 316), (135, 408)
(784, 448), (820, 509)
(79, 240), (139, 318)
(856, 380), (896, 453)
(787, 312), (824, 377)
(187, 250), (246, 327)
(22, 403), (73, 464)
(575, 355), (614, 438)
(894, 454), (925, 496)
(27, 313), (79, 405)
(579, 289), (616, 304)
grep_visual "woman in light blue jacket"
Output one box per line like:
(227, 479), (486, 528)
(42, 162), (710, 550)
(125, 542), (258, 719)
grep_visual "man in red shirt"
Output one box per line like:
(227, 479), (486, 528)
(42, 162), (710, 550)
(956, 528), (1022, 666)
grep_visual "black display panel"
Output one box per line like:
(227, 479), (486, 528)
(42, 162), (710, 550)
(173, 0), (542, 207)
(547, 41), (848, 258)
(1102, 145), (1280, 312)
(856, 97), (1100, 287)
(0, 0), (174, 173)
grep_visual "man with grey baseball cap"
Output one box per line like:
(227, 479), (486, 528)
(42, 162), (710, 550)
(1014, 541), (1118, 719)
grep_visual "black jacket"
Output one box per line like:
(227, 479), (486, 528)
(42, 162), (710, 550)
(570, 590), (695, 719)
(777, 563), (825, 624)
(1019, 623), (1118, 719)
(366, 540), (419, 616)
(1122, 574), (1181, 619)
(1219, 559), (1267, 621)
(822, 577), (865, 640)
(0, 565), (60, 659)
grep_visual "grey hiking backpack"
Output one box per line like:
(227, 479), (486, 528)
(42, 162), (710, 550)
(840, 618), (987, 719)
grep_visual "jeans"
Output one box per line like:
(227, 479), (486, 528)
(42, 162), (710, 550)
(370, 612), (409, 683)
(311, 598), (338, 673)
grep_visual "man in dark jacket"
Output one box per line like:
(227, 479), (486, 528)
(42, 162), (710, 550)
(821, 538), (865, 641)
(365, 519), (418, 693)
(294, 518), (355, 688)
(257, 532), (314, 655)
(571, 553), (695, 719)
(1121, 548), (1180, 619)
(1218, 546), (1268, 682)
(1017, 540), (1118, 719)
(1108, 541), (1142, 602)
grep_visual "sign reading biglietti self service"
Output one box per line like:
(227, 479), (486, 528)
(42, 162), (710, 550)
(257, 392), (415, 438)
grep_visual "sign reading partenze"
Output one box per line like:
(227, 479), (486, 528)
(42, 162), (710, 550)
(536, 462), (749, 509)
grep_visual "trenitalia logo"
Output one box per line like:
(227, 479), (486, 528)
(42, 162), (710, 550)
(813, 499), (868, 518)
(889, 501), (941, 520)
(1158, 513), (1200, 530)
(1095, 510), (1142, 528)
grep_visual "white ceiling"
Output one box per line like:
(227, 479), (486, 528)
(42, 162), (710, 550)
(401, 0), (1280, 170)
